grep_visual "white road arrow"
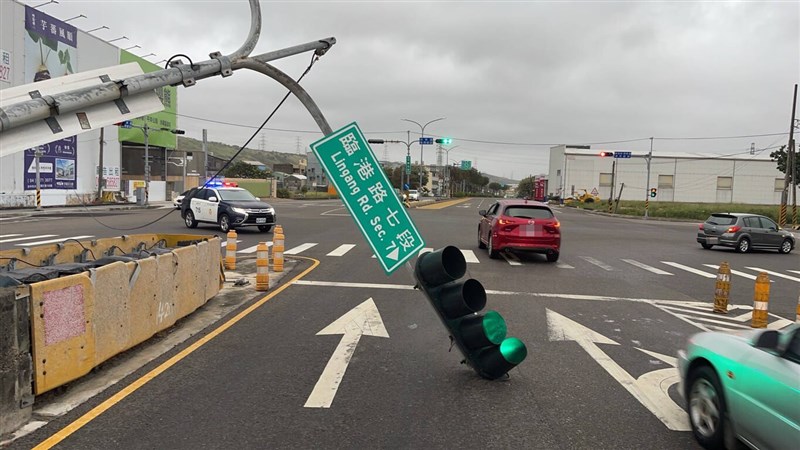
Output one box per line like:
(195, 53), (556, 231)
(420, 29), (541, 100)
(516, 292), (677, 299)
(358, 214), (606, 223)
(304, 298), (389, 408)
(546, 309), (690, 431)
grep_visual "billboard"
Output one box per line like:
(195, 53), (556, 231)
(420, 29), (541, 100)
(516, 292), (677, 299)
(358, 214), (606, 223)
(118, 50), (178, 149)
(23, 5), (78, 190)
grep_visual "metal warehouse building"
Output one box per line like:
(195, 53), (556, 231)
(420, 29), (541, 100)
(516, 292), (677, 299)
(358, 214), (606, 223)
(548, 144), (798, 205)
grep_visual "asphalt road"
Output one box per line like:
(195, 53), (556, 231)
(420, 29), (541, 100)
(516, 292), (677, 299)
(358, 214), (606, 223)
(3, 200), (799, 449)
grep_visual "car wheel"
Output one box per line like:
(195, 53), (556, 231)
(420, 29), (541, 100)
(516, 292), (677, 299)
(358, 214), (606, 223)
(258, 225), (273, 233)
(701, 243), (714, 250)
(687, 366), (727, 449)
(735, 237), (750, 253)
(184, 210), (198, 228)
(546, 251), (559, 262)
(478, 226), (486, 249)
(779, 238), (793, 254)
(488, 234), (499, 259)
(219, 214), (231, 233)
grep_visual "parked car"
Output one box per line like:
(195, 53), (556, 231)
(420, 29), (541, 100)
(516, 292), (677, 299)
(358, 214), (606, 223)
(478, 199), (561, 262)
(697, 213), (794, 254)
(407, 189), (420, 201)
(677, 324), (800, 449)
(181, 187), (276, 232)
(173, 189), (190, 209)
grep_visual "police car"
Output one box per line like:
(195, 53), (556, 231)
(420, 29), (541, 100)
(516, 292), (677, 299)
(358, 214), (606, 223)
(181, 186), (276, 233)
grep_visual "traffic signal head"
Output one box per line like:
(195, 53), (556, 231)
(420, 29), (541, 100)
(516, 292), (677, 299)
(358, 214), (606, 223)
(650, 188), (657, 198)
(434, 138), (453, 145)
(599, 151), (614, 157)
(367, 139), (385, 144)
(415, 246), (527, 379)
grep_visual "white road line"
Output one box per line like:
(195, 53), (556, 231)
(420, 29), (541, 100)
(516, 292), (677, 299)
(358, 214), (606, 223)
(768, 318), (795, 330)
(285, 243), (318, 255)
(239, 242), (273, 254)
(657, 304), (741, 321)
(731, 311), (754, 322)
(580, 256), (614, 271)
(327, 244), (356, 257)
(744, 267), (800, 283)
(673, 314), (751, 329)
(622, 259), (673, 275)
(0, 234), (23, 239)
(502, 252), (522, 266)
(702, 264), (762, 281)
(556, 262), (574, 269)
(0, 234), (57, 244)
(788, 270), (800, 275)
(461, 249), (479, 263)
(418, 247), (434, 256)
(660, 261), (716, 278)
(15, 235), (93, 246)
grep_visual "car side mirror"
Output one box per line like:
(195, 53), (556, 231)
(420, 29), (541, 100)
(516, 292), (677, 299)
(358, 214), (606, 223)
(208, 196), (218, 202)
(754, 329), (779, 350)
(478, 210), (487, 216)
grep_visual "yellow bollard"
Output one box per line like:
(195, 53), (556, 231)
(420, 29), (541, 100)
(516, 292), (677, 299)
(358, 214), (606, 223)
(274, 224), (283, 235)
(713, 262), (731, 314)
(272, 231), (284, 273)
(225, 230), (237, 270)
(751, 272), (770, 328)
(256, 241), (270, 291)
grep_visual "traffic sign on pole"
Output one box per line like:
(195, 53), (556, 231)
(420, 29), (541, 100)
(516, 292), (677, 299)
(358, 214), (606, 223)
(461, 160), (472, 170)
(419, 137), (433, 145)
(311, 122), (425, 274)
(405, 155), (411, 174)
(614, 152), (632, 159)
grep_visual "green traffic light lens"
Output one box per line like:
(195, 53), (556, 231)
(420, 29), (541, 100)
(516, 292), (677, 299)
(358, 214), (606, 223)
(499, 337), (527, 365)
(482, 310), (507, 345)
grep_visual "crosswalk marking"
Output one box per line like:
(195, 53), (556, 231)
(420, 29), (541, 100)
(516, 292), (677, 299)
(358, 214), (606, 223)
(556, 262), (574, 269)
(702, 264), (761, 281)
(0, 234), (57, 244)
(745, 267), (800, 283)
(502, 252), (522, 266)
(661, 261), (717, 278)
(788, 270), (800, 275)
(239, 242), (273, 254)
(580, 256), (614, 271)
(327, 244), (356, 257)
(418, 247), (434, 256)
(15, 235), (94, 246)
(0, 234), (23, 239)
(461, 250), (479, 263)
(285, 243), (318, 255)
(621, 259), (673, 275)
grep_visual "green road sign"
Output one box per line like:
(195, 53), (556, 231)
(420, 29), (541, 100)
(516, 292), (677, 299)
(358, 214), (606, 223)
(405, 155), (411, 174)
(461, 160), (472, 170)
(311, 122), (425, 274)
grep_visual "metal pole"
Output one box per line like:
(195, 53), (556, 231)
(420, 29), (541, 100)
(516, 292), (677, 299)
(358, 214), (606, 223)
(35, 147), (42, 210)
(97, 127), (104, 201)
(182, 148), (187, 192)
(645, 137), (653, 219)
(780, 84), (797, 227)
(202, 128), (208, 185)
(144, 123), (150, 206)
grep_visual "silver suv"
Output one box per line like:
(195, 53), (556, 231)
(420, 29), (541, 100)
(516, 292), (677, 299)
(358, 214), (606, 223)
(697, 213), (794, 254)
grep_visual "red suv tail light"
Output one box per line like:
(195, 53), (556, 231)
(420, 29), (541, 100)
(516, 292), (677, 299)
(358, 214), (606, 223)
(543, 220), (560, 234)
(726, 225), (741, 233)
(698, 223), (705, 230)
(498, 218), (513, 225)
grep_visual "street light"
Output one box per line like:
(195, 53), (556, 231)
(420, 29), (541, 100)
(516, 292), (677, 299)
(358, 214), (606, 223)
(443, 145), (459, 197)
(123, 45), (141, 51)
(141, 53), (156, 58)
(108, 36), (128, 43)
(32, 0), (58, 8)
(401, 117), (445, 193)
(87, 25), (109, 33)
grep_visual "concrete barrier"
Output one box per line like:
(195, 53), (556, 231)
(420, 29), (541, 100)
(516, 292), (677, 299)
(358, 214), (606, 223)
(0, 233), (223, 434)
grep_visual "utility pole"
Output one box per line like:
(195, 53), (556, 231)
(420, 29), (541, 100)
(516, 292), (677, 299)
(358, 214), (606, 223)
(97, 127), (104, 202)
(144, 123), (150, 206)
(644, 137), (653, 219)
(34, 146), (43, 211)
(780, 83), (797, 228)
(202, 128), (208, 185)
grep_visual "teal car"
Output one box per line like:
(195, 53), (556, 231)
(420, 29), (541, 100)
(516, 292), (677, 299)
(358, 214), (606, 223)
(677, 324), (800, 449)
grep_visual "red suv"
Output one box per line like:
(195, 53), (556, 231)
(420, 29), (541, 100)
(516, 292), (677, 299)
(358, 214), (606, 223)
(478, 199), (561, 262)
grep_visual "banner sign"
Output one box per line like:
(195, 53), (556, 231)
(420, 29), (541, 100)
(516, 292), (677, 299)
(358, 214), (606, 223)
(24, 138), (77, 189)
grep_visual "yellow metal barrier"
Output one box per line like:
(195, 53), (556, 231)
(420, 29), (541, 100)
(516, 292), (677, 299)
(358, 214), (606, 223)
(751, 272), (770, 328)
(713, 262), (731, 314)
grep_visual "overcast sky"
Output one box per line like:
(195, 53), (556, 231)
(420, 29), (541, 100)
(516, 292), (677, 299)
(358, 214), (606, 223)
(22, 0), (800, 180)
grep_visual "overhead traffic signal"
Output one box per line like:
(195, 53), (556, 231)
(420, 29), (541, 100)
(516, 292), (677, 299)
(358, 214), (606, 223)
(434, 138), (453, 145)
(414, 246), (527, 379)
(650, 188), (657, 198)
(599, 151), (614, 157)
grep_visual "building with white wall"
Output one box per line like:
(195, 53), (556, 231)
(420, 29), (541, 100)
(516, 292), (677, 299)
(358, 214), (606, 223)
(548, 144), (799, 205)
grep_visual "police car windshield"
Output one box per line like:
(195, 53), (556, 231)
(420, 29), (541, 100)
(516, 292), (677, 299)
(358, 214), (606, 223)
(217, 189), (257, 201)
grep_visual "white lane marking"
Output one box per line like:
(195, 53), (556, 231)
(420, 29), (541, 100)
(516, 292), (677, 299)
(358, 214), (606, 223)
(461, 249), (479, 263)
(768, 318), (795, 330)
(660, 261), (716, 278)
(327, 244), (356, 257)
(0, 234), (23, 238)
(294, 280), (415, 290)
(580, 256), (614, 271)
(556, 262), (574, 269)
(744, 267), (800, 283)
(621, 259), (673, 275)
(0, 234), (57, 244)
(788, 270), (800, 275)
(702, 264), (762, 281)
(502, 252), (522, 266)
(418, 247), (434, 256)
(284, 243), (318, 255)
(672, 314), (751, 329)
(15, 235), (93, 246)
(239, 242), (273, 254)
(321, 208), (350, 217)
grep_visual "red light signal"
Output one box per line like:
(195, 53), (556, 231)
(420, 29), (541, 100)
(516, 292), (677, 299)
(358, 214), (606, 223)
(599, 151), (614, 157)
